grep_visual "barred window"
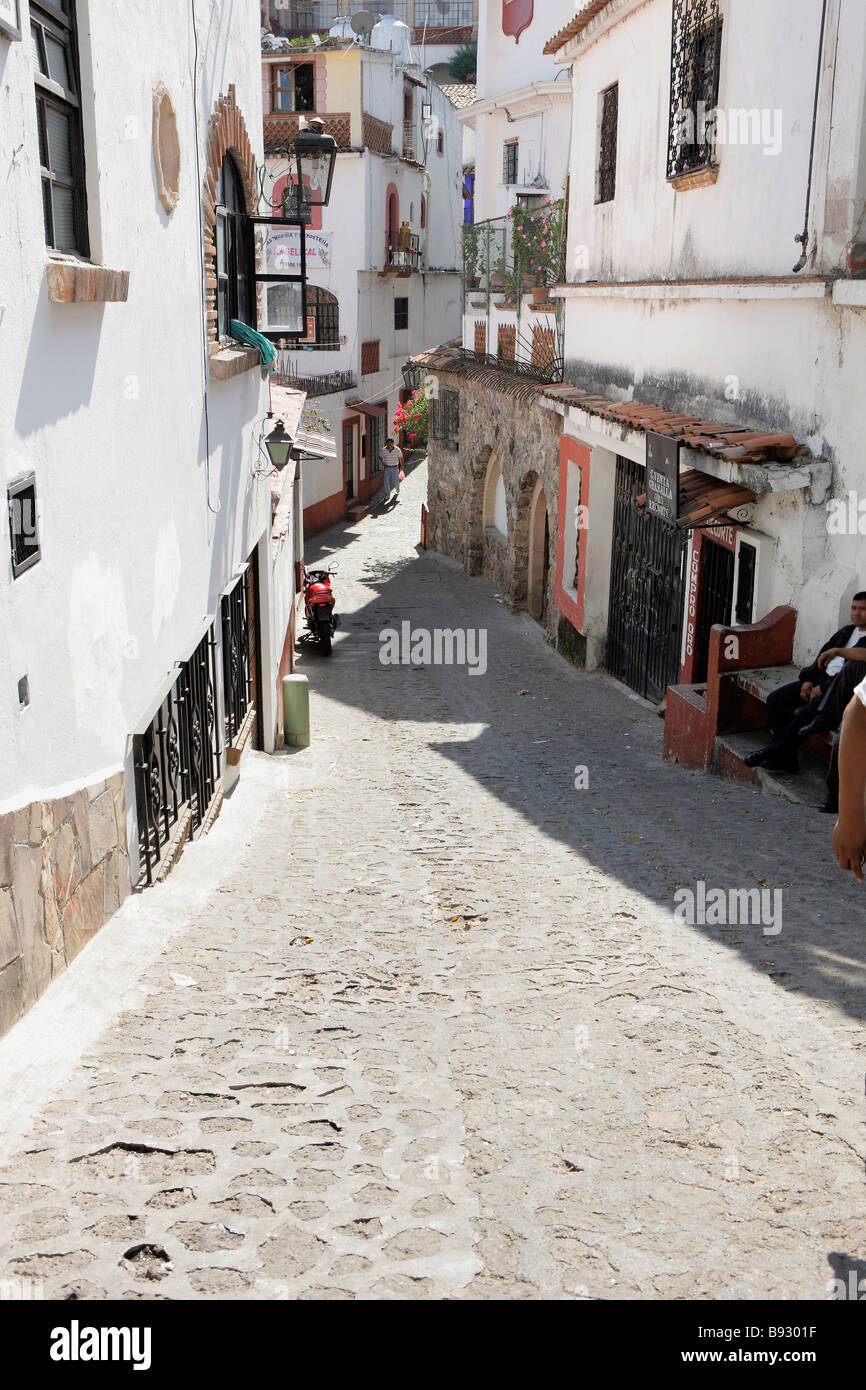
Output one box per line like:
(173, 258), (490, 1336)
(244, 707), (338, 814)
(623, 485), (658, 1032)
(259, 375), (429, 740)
(503, 140), (519, 186)
(301, 286), (339, 349)
(596, 83), (618, 205)
(8, 474), (40, 579)
(667, 0), (723, 179)
(32, 0), (88, 255)
(431, 389), (459, 442)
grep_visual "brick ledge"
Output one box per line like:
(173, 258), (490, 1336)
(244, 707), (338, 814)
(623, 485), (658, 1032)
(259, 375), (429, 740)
(46, 259), (130, 303)
(209, 344), (263, 381)
(226, 704), (257, 766)
(668, 165), (720, 192)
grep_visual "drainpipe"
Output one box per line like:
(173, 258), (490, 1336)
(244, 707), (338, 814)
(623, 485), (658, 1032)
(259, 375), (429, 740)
(793, 0), (830, 272)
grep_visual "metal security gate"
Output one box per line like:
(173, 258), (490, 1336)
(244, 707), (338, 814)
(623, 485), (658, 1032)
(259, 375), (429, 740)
(693, 537), (735, 683)
(221, 566), (255, 747)
(134, 622), (221, 885)
(608, 456), (687, 702)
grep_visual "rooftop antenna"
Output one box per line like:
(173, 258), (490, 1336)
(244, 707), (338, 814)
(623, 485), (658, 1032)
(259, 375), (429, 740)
(351, 10), (377, 44)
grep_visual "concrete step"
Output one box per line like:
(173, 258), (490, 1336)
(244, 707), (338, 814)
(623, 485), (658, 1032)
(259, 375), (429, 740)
(715, 728), (831, 809)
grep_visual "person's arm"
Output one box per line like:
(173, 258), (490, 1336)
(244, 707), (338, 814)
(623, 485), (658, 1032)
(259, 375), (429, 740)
(823, 647), (866, 665)
(833, 695), (866, 880)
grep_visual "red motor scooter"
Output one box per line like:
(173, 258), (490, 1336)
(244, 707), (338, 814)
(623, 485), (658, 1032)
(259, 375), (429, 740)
(303, 563), (339, 654)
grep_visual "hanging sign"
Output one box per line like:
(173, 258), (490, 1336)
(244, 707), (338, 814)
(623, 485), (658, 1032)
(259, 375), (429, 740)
(0, 0), (21, 40)
(645, 432), (680, 523)
(502, 0), (533, 43)
(261, 227), (333, 271)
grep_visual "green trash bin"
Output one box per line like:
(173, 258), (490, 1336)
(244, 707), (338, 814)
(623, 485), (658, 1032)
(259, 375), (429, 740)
(283, 674), (310, 748)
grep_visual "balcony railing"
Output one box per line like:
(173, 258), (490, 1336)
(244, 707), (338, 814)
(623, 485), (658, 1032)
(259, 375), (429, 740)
(462, 207), (567, 303)
(388, 233), (421, 272)
(402, 119), (417, 161)
(274, 367), (357, 396)
(414, 1), (475, 27)
(270, 1), (408, 36)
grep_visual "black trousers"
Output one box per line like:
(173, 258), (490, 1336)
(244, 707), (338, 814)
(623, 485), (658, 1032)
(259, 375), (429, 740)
(762, 661), (865, 769)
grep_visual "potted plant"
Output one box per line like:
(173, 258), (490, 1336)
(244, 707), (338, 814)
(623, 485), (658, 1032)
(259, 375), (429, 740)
(511, 198), (566, 297)
(490, 253), (507, 290)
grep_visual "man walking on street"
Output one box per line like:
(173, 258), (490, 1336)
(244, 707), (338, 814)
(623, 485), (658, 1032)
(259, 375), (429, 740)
(380, 437), (404, 505)
(833, 673), (866, 880)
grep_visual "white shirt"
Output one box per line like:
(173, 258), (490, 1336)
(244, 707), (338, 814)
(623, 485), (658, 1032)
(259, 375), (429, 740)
(856, 674), (866, 709)
(380, 445), (403, 468)
(826, 628), (866, 677)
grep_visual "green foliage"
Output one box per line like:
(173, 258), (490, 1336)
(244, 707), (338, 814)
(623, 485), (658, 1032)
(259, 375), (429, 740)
(392, 385), (429, 447)
(447, 42), (477, 83)
(461, 223), (481, 278)
(509, 199), (566, 285)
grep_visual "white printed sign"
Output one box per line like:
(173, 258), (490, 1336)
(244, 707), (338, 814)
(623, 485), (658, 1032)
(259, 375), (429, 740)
(264, 228), (333, 271)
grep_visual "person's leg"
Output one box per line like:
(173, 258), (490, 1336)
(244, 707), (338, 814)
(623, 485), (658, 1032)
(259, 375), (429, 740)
(814, 661), (864, 728)
(822, 733), (841, 813)
(766, 681), (805, 737)
(747, 690), (823, 770)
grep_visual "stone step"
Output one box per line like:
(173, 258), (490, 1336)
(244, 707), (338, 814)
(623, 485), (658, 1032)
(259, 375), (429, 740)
(715, 728), (831, 809)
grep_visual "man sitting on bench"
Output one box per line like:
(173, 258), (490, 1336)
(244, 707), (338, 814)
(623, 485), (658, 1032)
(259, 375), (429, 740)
(745, 593), (866, 794)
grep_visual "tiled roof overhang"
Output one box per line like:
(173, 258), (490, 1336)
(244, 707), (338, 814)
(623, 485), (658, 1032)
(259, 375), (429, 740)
(639, 469), (757, 529)
(413, 344), (813, 471)
(544, 1), (615, 54)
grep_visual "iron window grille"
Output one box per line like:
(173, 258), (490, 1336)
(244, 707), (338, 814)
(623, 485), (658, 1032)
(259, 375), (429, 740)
(394, 296), (409, 331)
(299, 286), (339, 349)
(221, 569), (254, 747)
(430, 389), (459, 443)
(503, 140), (519, 185)
(667, 0), (723, 179)
(216, 155), (254, 341)
(597, 83), (618, 205)
(369, 413), (386, 473)
(32, 0), (89, 255)
(8, 474), (40, 579)
(133, 624), (221, 887)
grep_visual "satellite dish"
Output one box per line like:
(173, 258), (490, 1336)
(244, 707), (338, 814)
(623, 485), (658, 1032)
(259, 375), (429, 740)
(351, 10), (377, 38)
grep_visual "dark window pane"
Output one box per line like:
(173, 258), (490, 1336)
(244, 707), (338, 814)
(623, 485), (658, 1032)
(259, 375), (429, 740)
(294, 63), (314, 112)
(46, 35), (71, 91)
(46, 104), (73, 179)
(51, 184), (77, 250)
(41, 179), (53, 242)
(36, 99), (49, 168)
(31, 25), (46, 76)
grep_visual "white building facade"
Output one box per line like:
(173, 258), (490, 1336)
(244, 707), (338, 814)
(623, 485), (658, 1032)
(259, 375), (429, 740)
(544, 0), (866, 698)
(262, 32), (464, 533)
(0, 0), (305, 1035)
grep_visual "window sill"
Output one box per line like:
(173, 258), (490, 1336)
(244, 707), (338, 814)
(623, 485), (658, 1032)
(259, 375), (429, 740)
(668, 165), (720, 193)
(208, 344), (263, 381)
(46, 258), (130, 303)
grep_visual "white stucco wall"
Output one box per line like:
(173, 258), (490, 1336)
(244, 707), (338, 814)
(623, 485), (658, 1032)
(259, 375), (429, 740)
(0, 0), (270, 813)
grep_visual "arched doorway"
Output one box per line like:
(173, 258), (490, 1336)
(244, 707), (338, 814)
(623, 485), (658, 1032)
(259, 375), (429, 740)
(527, 480), (550, 623)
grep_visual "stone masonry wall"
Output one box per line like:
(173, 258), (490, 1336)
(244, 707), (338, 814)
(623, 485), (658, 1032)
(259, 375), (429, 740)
(426, 368), (562, 630)
(0, 774), (131, 1038)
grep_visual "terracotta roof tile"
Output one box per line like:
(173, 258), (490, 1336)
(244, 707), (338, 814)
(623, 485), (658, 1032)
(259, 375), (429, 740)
(439, 83), (478, 110)
(412, 25), (474, 45)
(544, 1), (615, 55)
(413, 344), (810, 468)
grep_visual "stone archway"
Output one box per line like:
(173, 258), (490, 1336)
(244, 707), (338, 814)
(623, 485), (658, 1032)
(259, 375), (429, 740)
(527, 479), (550, 623)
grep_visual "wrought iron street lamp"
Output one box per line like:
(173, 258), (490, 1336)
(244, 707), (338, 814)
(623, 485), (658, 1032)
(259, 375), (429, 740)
(292, 117), (338, 210)
(264, 417), (293, 470)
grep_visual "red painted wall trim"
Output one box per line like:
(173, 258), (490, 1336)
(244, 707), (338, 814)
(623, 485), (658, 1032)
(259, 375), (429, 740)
(303, 489), (346, 536)
(680, 522), (740, 684)
(555, 436), (591, 634)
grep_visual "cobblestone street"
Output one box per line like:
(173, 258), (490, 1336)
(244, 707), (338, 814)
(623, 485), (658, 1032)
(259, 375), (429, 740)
(1, 457), (865, 1302)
